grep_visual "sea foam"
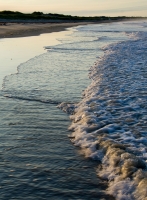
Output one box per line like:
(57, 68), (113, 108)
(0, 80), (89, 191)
(58, 28), (147, 200)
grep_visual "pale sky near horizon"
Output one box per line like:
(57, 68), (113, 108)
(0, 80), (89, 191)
(0, 0), (147, 17)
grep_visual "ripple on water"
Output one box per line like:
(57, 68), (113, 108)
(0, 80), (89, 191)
(59, 29), (147, 200)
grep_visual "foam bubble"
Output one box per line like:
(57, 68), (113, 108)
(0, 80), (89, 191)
(61, 25), (147, 199)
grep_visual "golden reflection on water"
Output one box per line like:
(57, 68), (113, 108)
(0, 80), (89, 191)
(0, 29), (72, 86)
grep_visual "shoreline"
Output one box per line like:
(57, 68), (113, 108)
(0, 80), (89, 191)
(0, 26), (74, 86)
(0, 18), (138, 39)
(0, 22), (95, 39)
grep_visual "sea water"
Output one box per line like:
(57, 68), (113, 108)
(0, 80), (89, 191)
(59, 21), (147, 200)
(1, 20), (147, 200)
(0, 27), (114, 200)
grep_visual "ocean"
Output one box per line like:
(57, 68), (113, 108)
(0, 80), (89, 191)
(1, 20), (147, 200)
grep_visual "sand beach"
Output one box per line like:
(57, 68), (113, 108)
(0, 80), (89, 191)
(0, 22), (94, 38)
(0, 17), (142, 39)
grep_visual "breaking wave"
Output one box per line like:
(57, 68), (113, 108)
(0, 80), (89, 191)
(58, 30), (147, 200)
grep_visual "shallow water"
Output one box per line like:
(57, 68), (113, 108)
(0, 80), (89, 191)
(60, 21), (147, 200)
(0, 26), (116, 200)
(1, 21), (147, 200)
(0, 94), (114, 200)
(0, 30), (72, 86)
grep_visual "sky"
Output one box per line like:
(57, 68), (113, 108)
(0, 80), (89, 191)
(0, 0), (147, 17)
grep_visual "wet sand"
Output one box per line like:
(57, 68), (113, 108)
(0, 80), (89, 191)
(0, 18), (140, 39)
(0, 22), (94, 39)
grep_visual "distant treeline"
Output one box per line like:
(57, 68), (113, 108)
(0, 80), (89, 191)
(0, 10), (145, 21)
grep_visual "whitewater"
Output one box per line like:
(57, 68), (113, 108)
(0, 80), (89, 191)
(1, 20), (147, 199)
(59, 21), (147, 200)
